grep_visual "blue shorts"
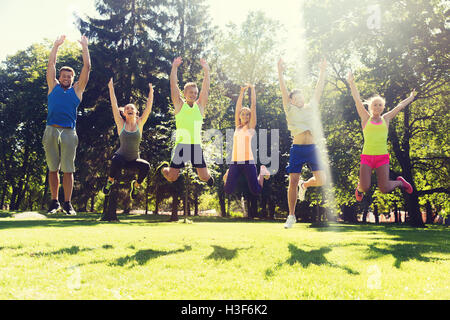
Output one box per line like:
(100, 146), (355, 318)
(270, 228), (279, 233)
(286, 144), (321, 173)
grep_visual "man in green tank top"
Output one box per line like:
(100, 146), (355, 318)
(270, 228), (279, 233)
(159, 56), (214, 186)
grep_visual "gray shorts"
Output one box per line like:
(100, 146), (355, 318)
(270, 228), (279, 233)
(42, 125), (78, 173)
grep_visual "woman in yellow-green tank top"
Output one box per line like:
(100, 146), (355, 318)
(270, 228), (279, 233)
(347, 71), (416, 202)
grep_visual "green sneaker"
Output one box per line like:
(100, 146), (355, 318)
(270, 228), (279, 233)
(130, 180), (138, 200)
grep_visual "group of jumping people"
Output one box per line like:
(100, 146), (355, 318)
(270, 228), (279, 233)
(44, 35), (415, 228)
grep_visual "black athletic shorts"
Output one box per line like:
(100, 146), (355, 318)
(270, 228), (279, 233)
(170, 143), (207, 169)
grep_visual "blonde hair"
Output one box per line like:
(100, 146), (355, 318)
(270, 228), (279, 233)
(184, 82), (198, 91)
(363, 95), (385, 114)
(238, 107), (251, 126)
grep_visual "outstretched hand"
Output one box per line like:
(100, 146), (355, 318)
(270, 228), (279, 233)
(108, 78), (114, 89)
(149, 83), (154, 96)
(347, 70), (354, 83)
(54, 35), (66, 47)
(409, 89), (417, 99)
(173, 57), (183, 68)
(200, 58), (210, 72)
(78, 35), (89, 47)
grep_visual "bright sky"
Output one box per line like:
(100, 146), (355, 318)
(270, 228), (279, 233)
(1, 0), (304, 62)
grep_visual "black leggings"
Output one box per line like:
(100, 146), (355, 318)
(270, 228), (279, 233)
(109, 153), (150, 184)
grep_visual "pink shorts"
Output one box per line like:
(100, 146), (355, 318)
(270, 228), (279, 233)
(360, 154), (389, 169)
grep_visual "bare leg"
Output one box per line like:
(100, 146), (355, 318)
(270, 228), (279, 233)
(196, 167), (211, 182)
(162, 167), (180, 182)
(303, 170), (326, 188)
(223, 169), (229, 184)
(288, 173), (301, 216)
(257, 172), (264, 187)
(358, 164), (373, 193)
(375, 164), (402, 193)
(49, 171), (60, 200)
(62, 172), (73, 202)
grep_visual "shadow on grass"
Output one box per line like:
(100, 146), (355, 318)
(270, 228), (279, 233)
(205, 245), (252, 261)
(0, 212), (174, 230)
(22, 244), (115, 258)
(313, 223), (450, 267)
(265, 243), (359, 279)
(110, 245), (192, 268)
(365, 242), (449, 268)
(0, 210), (282, 229)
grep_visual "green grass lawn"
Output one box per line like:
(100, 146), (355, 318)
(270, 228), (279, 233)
(0, 210), (448, 300)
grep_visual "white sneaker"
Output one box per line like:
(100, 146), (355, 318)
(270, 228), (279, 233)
(284, 215), (297, 229)
(298, 180), (307, 201)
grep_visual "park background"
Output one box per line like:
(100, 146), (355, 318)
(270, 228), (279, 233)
(0, 0), (448, 227)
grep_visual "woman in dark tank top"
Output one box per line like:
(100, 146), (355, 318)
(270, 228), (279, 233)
(103, 78), (154, 200)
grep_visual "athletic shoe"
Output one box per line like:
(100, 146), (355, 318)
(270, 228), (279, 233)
(130, 180), (138, 200)
(103, 180), (114, 195)
(207, 176), (215, 187)
(260, 165), (271, 180)
(284, 214), (297, 229)
(47, 199), (61, 214)
(298, 180), (307, 201)
(355, 186), (364, 202)
(62, 201), (76, 215)
(396, 176), (413, 194)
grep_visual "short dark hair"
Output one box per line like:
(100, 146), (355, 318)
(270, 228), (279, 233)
(59, 66), (76, 77)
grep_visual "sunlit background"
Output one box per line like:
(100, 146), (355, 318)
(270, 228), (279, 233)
(1, 0), (304, 63)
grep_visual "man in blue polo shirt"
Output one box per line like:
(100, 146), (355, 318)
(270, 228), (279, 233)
(43, 35), (91, 215)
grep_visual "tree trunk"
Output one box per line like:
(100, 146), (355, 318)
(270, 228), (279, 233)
(406, 193), (425, 227)
(218, 184), (226, 217)
(342, 205), (358, 223)
(10, 185), (19, 211)
(394, 202), (399, 224)
(362, 205), (369, 223)
(425, 201), (433, 224)
(374, 204), (379, 224)
(90, 194), (95, 212)
(268, 199), (275, 220)
(260, 193), (267, 219)
(41, 169), (49, 209)
(194, 188), (199, 216)
(154, 190), (160, 215)
(170, 193), (179, 221)
(0, 183), (7, 209)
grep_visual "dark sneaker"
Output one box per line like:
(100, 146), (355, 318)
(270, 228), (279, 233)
(130, 180), (138, 200)
(62, 201), (77, 215)
(47, 199), (61, 214)
(103, 179), (114, 195)
(207, 175), (214, 187)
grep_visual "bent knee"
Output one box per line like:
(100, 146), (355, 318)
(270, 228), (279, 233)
(359, 184), (371, 193)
